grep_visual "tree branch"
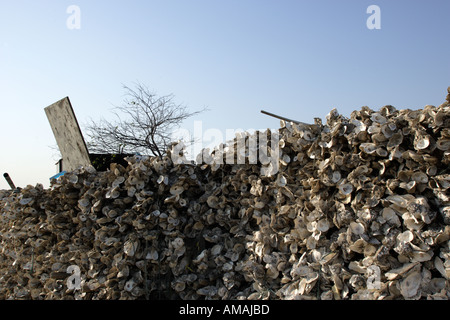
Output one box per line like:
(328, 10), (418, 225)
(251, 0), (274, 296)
(83, 82), (208, 158)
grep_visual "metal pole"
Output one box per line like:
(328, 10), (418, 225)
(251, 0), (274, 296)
(3, 173), (16, 190)
(260, 110), (310, 126)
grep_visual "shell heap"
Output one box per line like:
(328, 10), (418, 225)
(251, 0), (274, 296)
(1, 88), (449, 300)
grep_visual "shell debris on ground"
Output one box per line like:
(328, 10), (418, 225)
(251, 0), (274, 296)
(0, 87), (449, 300)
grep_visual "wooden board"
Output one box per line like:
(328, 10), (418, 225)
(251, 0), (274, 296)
(44, 97), (91, 172)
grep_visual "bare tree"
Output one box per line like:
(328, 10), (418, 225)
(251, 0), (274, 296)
(85, 83), (207, 158)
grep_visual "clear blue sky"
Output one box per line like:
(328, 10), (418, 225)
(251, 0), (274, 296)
(1, 0), (449, 189)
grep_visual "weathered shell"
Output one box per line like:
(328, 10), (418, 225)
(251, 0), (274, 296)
(123, 239), (139, 257)
(414, 135), (430, 150)
(67, 174), (79, 184)
(338, 183), (353, 195)
(397, 230), (414, 243)
(387, 132), (403, 148)
(78, 198), (90, 208)
(112, 176), (125, 188)
(434, 257), (448, 279)
(350, 221), (365, 235)
(360, 143), (377, 154)
(411, 171), (428, 184)
(170, 185), (184, 195)
(19, 197), (33, 205)
(436, 138), (450, 151)
(400, 270), (422, 299)
(371, 113), (387, 124)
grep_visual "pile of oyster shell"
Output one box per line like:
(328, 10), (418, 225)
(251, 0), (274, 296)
(1, 88), (449, 300)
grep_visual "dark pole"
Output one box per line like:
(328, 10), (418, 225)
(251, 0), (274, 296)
(3, 173), (16, 190)
(260, 110), (310, 126)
